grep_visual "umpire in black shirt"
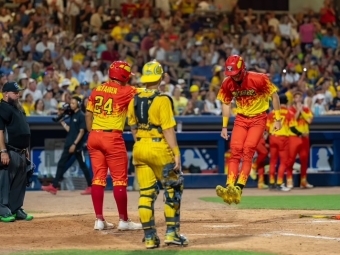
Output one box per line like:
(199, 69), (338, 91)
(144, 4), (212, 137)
(0, 82), (33, 222)
(41, 96), (92, 195)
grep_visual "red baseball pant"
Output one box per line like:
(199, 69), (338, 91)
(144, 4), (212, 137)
(268, 135), (289, 185)
(87, 131), (128, 187)
(87, 130), (129, 221)
(256, 137), (268, 183)
(227, 113), (267, 186)
(287, 136), (309, 181)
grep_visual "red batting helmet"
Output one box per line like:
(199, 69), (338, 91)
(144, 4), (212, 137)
(108, 61), (133, 83)
(224, 55), (246, 77)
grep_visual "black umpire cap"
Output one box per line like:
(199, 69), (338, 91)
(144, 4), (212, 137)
(2, 81), (24, 93)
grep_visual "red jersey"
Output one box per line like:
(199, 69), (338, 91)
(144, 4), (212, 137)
(217, 72), (277, 117)
(121, 3), (139, 18)
(289, 106), (313, 134)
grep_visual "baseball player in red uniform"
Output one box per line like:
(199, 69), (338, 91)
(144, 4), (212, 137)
(287, 92), (313, 188)
(216, 55), (282, 204)
(267, 94), (300, 191)
(85, 61), (142, 231)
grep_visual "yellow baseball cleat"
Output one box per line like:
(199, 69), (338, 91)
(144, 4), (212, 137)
(257, 183), (268, 189)
(144, 234), (160, 249)
(225, 186), (242, 204)
(232, 186), (243, 204)
(216, 185), (232, 204)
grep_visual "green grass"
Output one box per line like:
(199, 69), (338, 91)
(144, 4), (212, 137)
(13, 250), (277, 255)
(201, 194), (340, 210)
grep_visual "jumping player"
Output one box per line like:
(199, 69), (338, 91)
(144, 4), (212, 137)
(267, 94), (298, 191)
(287, 91), (313, 188)
(216, 55), (282, 204)
(85, 61), (142, 231)
(127, 60), (188, 249)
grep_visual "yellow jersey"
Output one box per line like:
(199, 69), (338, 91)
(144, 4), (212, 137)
(172, 96), (188, 116)
(21, 102), (34, 116)
(267, 106), (296, 136)
(127, 90), (176, 139)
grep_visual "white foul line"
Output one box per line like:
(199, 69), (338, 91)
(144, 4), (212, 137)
(205, 225), (241, 228)
(277, 232), (340, 241)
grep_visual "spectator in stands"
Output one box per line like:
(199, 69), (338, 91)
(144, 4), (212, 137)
(321, 28), (338, 50)
(22, 93), (34, 116)
(172, 85), (188, 116)
(33, 99), (46, 116)
(203, 91), (221, 115)
(23, 78), (42, 102)
(331, 86), (340, 110)
(0, 0), (340, 118)
(312, 94), (326, 115)
(320, 0), (336, 26)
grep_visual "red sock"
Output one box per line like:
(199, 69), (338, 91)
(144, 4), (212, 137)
(113, 186), (128, 221)
(91, 185), (105, 220)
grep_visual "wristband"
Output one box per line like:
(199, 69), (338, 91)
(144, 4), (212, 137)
(274, 110), (281, 121)
(173, 146), (180, 156)
(222, 117), (229, 128)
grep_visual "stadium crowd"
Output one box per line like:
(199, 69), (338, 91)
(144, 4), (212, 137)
(0, 0), (340, 117)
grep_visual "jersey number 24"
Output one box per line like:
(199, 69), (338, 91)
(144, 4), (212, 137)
(93, 96), (114, 115)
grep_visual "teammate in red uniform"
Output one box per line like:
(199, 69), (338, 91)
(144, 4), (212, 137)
(216, 55), (281, 204)
(85, 61), (142, 231)
(287, 92), (313, 188)
(267, 94), (300, 191)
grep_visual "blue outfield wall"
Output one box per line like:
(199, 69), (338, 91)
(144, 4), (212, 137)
(26, 116), (340, 190)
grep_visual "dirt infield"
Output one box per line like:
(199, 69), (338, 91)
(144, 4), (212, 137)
(1, 188), (340, 255)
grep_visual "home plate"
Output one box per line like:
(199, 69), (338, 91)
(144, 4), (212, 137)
(205, 224), (241, 228)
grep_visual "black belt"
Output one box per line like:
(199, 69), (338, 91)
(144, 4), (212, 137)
(136, 138), (162, 142)
(92, 129), (122, 133)
(7, 145), (27, 154)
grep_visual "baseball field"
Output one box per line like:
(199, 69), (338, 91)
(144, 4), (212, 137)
(2, 187), (340, 255)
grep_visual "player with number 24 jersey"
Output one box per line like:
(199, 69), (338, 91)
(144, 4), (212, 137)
(85, 61), (142, 232)
(87, 82), (136, 131)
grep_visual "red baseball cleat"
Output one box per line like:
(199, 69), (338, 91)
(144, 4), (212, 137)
(41, 184), (57, 195)
(81, 187), (92, 195)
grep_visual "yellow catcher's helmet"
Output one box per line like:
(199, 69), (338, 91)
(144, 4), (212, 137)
(140, 60), (164, 84)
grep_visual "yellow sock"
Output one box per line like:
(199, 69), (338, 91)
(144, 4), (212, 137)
(258, 175), (264, 184)
(227, 171), (237, 186)
(237, 172), (248, 186)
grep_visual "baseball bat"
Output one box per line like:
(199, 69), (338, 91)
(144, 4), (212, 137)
(299, 214), (340, 220)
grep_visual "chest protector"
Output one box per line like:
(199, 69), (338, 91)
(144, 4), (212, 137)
(134, 92), (174, 133)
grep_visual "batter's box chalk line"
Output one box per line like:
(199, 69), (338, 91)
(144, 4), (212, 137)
(204, 224), (242, 228)
(263, 231), (340, 241)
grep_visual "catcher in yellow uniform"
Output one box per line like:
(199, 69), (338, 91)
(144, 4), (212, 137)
(127, 60), (189, 249)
